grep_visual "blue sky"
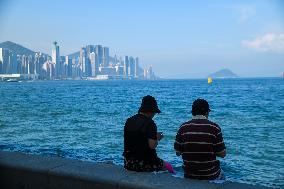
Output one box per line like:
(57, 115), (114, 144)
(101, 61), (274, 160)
(0, 0), (284, 78)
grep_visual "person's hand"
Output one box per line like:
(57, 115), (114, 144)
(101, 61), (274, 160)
(157, 132), (164, 141)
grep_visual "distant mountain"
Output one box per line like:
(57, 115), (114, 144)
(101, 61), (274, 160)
(68, 51), (80, 59)
(209, 69), (238, 78)
(0, 41), (36, 56)
(0, 41), (50, 57)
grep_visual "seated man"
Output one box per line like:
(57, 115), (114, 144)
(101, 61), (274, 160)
(174, 99), (226, 180)
(123, 95), (173, 172)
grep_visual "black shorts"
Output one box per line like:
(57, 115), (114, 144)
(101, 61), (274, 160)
(124, 158), (164, 172)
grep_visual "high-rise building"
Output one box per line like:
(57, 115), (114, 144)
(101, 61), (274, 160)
(124, 56), (129, 78)
(128, 56), (135, 78)
(95, 45), (103, 67)
(103, 47), (109, 67)
(113, 55), (117, 65)
(52, 42), (60, 78)
(90, 52), (99, 77)
(79, 47), (86, 76)
(60, 56), (66, 77)
(86, 45), (95, 55)
(65, 56), (72, 78)
(0, 48), (10, 74)
(135, 57), (139, 78)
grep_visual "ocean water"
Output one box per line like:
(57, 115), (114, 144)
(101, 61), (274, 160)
(0, 78), (283, 188)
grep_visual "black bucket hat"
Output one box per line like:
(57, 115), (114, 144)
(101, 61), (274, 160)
(192, 99), (211, 113)
(138, 95), (161, 113)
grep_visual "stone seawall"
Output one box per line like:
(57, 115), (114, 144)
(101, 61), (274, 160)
(0, 151), (271, 189)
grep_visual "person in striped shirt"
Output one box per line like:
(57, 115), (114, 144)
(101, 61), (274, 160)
(174, 99), (226, 180)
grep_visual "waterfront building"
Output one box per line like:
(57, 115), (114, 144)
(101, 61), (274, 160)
(99, 67), (116, 76)
(95, 45), (103, 67)
(42, 60), (54, 79)
(65, 56), (72, 78)
(90, 52), (99, 77)
(34, 53), (46, 77)
(113, 55), (118, 65)
(60, 56), (66, 78)
(103, 47), (109, 67)
(128, 56), (135, 78)
(135, 57), (139, 78)
(143, 68), (147, 79)
(86, 45), (95, 55)
(79, 47), (87, 76)
(124, 56), (129, 78)
(115, 65), (124, 76)
(0, 48), (10, 74)
(52, 42), (60, 78)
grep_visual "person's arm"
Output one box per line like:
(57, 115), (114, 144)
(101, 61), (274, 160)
(147, 121), (160, 149)
(216, 149), (226, 158)
(148, 132), (163, 149)
(213, 128), (226, 158)
(174, 128), (183, 156)
(148, 139), (158, 149)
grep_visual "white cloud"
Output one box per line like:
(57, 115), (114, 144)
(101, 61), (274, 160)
(242, 33), (284, 53)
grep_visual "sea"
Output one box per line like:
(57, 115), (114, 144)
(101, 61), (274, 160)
(0, 78), (283, 188)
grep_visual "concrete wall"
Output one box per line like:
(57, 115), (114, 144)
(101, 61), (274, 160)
(0, 151), (271, 189)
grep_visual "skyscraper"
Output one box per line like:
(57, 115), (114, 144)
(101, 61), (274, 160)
(0, 48), (10, 74)
(124, 56), (129, 78)
(90, 52), (99, 77)
(103, 47), (109, 67)
(65, 56), (72, 78)
(79, 47), (87, 77)
(128, 56), (135, 78)
(52, 42), (60, 78)
(135, 57), (139, 78)
(95, 45), (103, 67)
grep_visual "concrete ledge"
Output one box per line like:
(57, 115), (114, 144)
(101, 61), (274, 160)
(0, 151), (271, 189)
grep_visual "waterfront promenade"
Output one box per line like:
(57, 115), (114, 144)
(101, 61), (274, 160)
(0, 151), (272, 189)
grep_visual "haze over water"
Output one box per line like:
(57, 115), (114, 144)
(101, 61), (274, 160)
(0, 78), (283, 188)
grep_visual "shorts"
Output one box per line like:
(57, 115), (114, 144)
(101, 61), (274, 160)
(124, 158), (164, 172)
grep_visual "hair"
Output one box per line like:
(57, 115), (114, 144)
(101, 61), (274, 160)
(192, 108), (208, 116)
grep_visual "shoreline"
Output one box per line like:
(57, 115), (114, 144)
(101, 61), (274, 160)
(0, 151), (273, 189)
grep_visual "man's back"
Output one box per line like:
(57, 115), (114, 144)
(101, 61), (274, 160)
(174, 115), (226, 180)
(123, 114), (157, 162)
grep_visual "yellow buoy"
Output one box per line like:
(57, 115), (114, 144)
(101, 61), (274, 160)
(208, 77), (212, 84)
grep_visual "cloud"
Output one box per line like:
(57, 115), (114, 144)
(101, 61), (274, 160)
(242, 33), (284, 53)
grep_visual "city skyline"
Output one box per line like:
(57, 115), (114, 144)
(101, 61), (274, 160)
(0, 40), (157, 80)
(0, 0), (284, 78)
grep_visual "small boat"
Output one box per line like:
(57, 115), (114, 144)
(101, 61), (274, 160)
(6, 79), (19, 82)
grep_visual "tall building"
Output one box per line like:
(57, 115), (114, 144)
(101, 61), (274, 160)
(124, 56), (129, 78)
(0, 48), (10, 74)
(79, 47), (86, 76)
(135, 57), (139, 78)
(65, 56), (72, 78)
(60, 56), (66, 77)
(128, 56), (135, 78)
(86, 45), (95, 55)
(95, 45), (103, 67)
(90, 52), (99, 77)
(103, 47), (109, 67)
(52, 42), (60, 78)
(113, 55), (118, 66)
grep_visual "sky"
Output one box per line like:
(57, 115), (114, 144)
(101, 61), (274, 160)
(0, 0), (284, 78)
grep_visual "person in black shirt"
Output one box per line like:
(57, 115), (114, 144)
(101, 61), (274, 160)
(123, 95), (173, 172)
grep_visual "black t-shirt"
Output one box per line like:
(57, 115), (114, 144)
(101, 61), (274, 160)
(123, 114), (158, 163)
